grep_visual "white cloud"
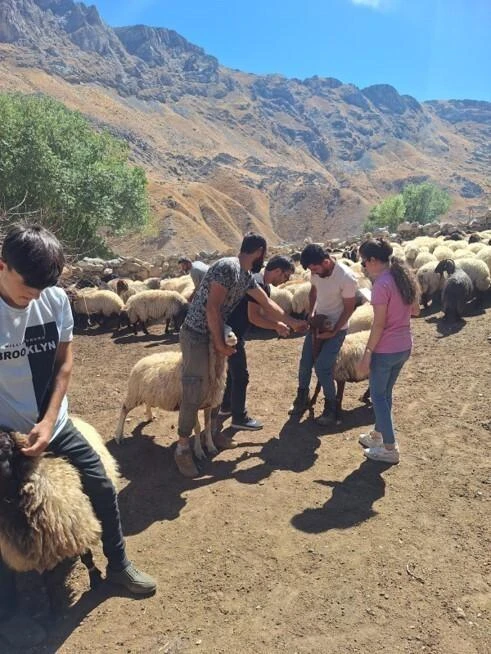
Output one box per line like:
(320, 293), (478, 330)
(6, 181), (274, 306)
(351, 0), (389, 9)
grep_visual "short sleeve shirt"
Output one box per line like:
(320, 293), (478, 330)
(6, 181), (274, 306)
(184, 257), (258, 335)
(0, 286), (74, 441)
(228, 272), (270, 338)
(312, 262), (357, 329)
(190, 261), (209, 288)
(371, 270), (412, 353)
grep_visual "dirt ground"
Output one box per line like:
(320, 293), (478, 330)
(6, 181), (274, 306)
(5, 304), (491, 654)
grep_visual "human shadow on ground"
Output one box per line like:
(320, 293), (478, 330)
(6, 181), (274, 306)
(290, 459), (392, 533)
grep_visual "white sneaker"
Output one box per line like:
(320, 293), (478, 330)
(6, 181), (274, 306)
(358, 429), (383, 448)
(363, 445), (400, 464)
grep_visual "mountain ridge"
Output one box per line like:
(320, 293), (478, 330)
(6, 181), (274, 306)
(0, 0), (489, 256)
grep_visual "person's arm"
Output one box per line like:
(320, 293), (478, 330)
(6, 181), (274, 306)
(247, 286), (308, 332)
(356, 303), (387, 377)
(206, 281), (236, 356)
(248, 301), (290, 337)
(410, 298), (420, 317)
(317, 296), (357, 340)
(22, 341), (73, 456)
(308, 284), (317, 320)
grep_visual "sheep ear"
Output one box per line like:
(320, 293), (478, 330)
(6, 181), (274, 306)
(12, 432), (29, 449)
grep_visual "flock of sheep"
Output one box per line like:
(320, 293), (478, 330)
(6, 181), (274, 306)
(1, 229), (490, 609)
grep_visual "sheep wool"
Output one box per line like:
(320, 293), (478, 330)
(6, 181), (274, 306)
(0, 418), (118, 574)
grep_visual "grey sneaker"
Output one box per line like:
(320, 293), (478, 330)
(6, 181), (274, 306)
(288, 388), (310, 416)
(359, 429), (383, 448)
(363, 445), (400, 464)
(106, 563), (157, 595)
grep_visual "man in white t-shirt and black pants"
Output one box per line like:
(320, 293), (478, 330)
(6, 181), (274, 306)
(289, 244), (357, 425)
(0, 225), (156, 648)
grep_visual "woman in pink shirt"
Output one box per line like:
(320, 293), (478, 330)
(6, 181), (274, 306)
(356, 239), (420, 463)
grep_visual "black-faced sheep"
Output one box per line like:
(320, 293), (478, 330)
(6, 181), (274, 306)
(435, 259), (474, 322)
(0, 418), (118, 593)
(119, 290), (189, 335)
(115, 328), (238, 459)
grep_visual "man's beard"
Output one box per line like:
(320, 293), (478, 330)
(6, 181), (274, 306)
(251, 258), (264, 273)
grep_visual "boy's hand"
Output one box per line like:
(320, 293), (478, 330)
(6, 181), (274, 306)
(21, 420), (54, 456)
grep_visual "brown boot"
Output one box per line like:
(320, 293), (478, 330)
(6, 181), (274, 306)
(174, 448), (199, 477)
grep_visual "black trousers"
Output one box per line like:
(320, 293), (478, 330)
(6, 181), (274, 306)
(0, 418), (128, 611)
(221, 336), (249, 421)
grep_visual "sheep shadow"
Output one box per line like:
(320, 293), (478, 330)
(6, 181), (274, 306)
(426, 315), (467, 338)
(290, 459), (391, 533)
(106, 424), (253, 535)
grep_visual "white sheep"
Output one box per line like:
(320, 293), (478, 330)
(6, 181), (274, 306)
(269, 286), (293, 314)
(114, 328), (238, 459)
(348, 303), (374, 333)
(433, 245), (455, 261)
(160, 275), (193, 294)
(453, 258), (490, 293)
(68, 289), (124, 326)
(120, 290), (189, 335)
(475, 246), (491, 275)
(291, 281), (312, 316)
(413, 251), (437, 269)
(309, 329), (371, 422)
(416, 261), (444, 307)
(0, 418), (118, 590)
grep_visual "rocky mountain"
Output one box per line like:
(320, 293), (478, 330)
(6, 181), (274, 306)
(0, 0), (489, 256)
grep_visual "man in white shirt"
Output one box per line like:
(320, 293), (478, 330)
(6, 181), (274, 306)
(289, 244), (357, 425)
(0, 225), (156, 647)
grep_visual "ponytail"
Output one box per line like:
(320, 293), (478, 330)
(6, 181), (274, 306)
(389, 256), (420, 305)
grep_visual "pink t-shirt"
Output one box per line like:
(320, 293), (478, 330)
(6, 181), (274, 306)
(371, 270), (412, 354)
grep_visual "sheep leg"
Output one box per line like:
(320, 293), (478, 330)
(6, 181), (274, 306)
(334, 381), (345, 424)
(145, 404), (154, 421)
(360, 386), (371, 406)
(80, 550), (102, 590)
(193, 415), (206, 460)
(203, 407), (218, 455)
(141, 321), (149, 335)
(115, 404), (130, 443)
(165, 318), (171, 334)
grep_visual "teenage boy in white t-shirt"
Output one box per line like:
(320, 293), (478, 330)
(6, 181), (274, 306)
(289, 244), (357, 425)
(0, 225), (156, 647)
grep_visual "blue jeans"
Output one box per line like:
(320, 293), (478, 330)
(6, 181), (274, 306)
(369, 350), (411, 445)
(298, 330), (347, 406)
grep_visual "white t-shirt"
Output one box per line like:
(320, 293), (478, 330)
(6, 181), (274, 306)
(312, 262), (357, 330)
(0, 286), (73, 441)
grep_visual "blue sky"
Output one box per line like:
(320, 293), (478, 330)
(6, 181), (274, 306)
(95, 0), (490, 102)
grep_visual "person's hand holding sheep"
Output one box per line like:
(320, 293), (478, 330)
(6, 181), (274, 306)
(21, 419), (54, 457)
(275, 321), (291, 337)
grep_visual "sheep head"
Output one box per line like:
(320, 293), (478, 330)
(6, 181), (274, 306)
(309, 314), (333, 332)
(116, 279), (129, 294)
(435, 259), (456, 276)
(0, 430), (33, 500)
(224, 325), (238, 347)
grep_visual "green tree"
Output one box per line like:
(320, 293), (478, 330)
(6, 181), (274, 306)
(363, 194), (406, 232)
(402, 182), (451, 224)
(0, 93), (149, 255)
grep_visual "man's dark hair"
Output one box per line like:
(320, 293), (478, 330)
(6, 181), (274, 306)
(178, 257), (192, 265)
(240, 232), (267, 254)
(300, 244), (330, 270)
(265, 255), (295, 274)
(1, 224), (64, 289)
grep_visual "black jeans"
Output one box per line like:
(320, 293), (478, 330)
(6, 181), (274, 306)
(222, 336), (249, 421)
(0, 418), (129, 612)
